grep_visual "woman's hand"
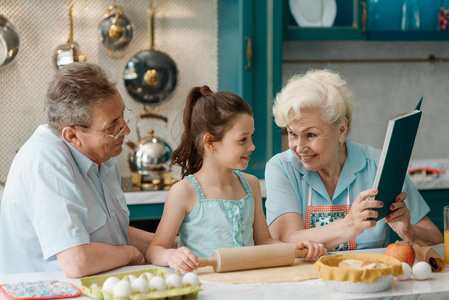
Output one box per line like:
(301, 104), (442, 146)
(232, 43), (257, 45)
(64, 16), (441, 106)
(345, 189), (384, 236)
(295, 240), (327, 260)
(165, 246), (199, 274)
(385, 192), (412, 238)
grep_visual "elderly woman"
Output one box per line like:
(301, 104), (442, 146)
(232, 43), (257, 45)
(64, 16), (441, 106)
(265, 69), (443, 251)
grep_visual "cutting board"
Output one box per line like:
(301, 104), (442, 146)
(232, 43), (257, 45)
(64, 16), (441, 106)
(197, 258), (319, 284)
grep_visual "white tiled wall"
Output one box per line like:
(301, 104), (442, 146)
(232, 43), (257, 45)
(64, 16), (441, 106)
(0, 0), (218, 188)
(283, 40), (449, 160)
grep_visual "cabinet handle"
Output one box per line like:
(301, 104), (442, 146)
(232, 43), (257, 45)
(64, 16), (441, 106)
(245, 36), (252, 70)
(360, 1), (367, 34)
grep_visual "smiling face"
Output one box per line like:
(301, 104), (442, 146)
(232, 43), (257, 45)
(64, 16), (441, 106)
(77, 93), (131, 165)
(213, 113), (255, 170)
(287, 110), (347, 174)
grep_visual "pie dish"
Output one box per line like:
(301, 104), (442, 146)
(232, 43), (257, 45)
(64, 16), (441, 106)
(289, 0), (337, 27)
(314, 253), (403, 293)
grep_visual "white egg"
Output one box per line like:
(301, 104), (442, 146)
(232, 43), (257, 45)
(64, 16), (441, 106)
(397, 262), (412, 280)
(165, 274), (183, 289)
(102, 276), (120, 292)
(127, 274), (137, 283)
(149, 276), (167, 291)
(131, 277), (150, 293)
(112, 280), (133, 297)
(140, 272), (154, 282)
(182, 272), (201, 286)
(412, 261), (432, 280)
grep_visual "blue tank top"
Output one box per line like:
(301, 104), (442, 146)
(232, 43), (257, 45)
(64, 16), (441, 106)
(177, 170), (255, 258)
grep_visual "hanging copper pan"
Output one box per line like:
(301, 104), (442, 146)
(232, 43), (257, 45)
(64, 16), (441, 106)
(98, 5), (133, 59)
(0, 14), (20, 67)
(53, 3), (85, 69)
(123, 3), (178, 106)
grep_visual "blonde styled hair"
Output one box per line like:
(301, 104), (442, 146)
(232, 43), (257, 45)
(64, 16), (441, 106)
(273, 69), (353, 131)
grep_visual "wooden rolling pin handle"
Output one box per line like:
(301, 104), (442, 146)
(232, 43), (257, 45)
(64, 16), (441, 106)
(295, 248), (308, 258)
(198, 256), (217, 268)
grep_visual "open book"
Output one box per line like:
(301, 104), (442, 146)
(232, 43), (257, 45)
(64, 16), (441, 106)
(371, 98), (423, 221)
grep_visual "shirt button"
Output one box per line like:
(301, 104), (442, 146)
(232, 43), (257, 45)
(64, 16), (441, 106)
(91, 221), (95, 226)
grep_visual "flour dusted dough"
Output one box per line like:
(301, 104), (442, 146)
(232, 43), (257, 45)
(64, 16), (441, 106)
(197, 259), (319, 284)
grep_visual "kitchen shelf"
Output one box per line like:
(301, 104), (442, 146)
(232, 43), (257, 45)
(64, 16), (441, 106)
(284, 0), (449, 41)
(367, 30), (449, 41)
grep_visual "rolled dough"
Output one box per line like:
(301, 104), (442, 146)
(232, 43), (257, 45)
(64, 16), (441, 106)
(197, 259), (319, 284)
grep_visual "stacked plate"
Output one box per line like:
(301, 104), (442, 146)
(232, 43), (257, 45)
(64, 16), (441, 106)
(289, 0), (337, 27)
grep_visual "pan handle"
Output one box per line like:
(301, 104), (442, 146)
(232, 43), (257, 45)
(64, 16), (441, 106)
(136, 112), (168, 141)
(147, 3), (155, 50)
(67, 3), (74, 44)
(137, 112), (168, 123)
(107, 5), (124, 15)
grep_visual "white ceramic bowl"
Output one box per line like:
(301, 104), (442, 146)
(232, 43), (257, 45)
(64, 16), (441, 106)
(324, 275), (394, 293)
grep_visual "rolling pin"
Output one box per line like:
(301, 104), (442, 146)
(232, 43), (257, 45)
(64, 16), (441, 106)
(198, 243), (308, 273)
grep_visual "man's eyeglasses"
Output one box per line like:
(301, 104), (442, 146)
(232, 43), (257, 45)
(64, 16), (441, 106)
(72, 106), (134, 141)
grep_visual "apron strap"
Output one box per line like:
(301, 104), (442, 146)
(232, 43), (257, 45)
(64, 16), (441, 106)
(308, 186), (312, 206)
(346, 187), (350, 205)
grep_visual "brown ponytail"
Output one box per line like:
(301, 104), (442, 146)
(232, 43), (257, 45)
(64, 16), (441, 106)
(172, 86), (253, 178)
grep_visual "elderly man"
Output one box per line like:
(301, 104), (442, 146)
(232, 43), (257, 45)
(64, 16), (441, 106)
(0, 62), (154, 278)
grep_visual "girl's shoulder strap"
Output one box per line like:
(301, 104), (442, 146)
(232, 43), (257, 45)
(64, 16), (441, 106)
(185, 174), (205, 200)
(233, 170), (253, 198)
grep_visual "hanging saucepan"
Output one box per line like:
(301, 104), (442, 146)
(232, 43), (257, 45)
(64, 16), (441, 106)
(0, 14), (20, 67)
(54, 3), (85, 69)
(126, 113), (173, 175)
(98, 5), (133, 59)
(123, 3), (178, 106)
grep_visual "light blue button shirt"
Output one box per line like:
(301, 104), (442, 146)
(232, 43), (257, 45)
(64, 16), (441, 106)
(0, 125), (130, 274)
(265, 140), (430, 249)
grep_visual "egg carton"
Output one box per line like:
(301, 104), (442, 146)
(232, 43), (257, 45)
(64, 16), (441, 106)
(79, 268), (202, 300)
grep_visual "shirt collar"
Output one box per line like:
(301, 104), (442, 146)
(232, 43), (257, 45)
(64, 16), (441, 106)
(291, 140), (366, 201)
(62, 137), (116, 178)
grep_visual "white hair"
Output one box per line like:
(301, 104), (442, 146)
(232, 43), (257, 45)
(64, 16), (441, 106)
(273, 69), (353, 131)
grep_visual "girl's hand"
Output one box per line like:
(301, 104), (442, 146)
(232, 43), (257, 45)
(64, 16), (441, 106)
(345, 189), (384, 236)
(166, 246), (199, 274)
(385, 192), (412, 237)
(295, 240), (327, 260)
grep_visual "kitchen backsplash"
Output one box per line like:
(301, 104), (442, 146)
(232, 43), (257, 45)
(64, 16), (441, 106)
(0, 0), (217, 188)
(283, 40), (449, 160)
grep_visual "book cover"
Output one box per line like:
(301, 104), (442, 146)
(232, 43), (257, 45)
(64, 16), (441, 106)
(371, 98), (423, 221)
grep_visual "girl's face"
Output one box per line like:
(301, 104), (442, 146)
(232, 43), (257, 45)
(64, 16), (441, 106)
(213, 113), (255, 170)
(287, 110), (346, 172)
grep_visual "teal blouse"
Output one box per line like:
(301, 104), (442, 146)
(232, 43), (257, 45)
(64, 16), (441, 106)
(265, 140), (430, 249)
(177, 170), (255, 258)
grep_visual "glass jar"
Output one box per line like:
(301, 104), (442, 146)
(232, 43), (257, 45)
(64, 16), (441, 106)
(439, 0), (449, 30)
(401, 0), (420, 31)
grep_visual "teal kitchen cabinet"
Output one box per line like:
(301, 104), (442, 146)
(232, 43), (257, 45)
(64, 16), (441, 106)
(284, 0), (449, 41)
(218, 0), (283, 178)
(284, 0), (367, 41)
(419, 189), (448, 236)
(387, 189), (448, 244)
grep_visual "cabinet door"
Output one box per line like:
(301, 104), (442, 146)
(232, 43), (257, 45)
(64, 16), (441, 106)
(218, 0), (282, 178)
(366, 0), (449, 41)
(283, 0), (367, 40)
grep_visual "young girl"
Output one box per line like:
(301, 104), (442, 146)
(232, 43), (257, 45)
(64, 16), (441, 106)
(146, 86), (326, 274)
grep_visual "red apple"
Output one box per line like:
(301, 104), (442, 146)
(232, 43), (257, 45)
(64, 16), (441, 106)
(385, 243), (416, 267)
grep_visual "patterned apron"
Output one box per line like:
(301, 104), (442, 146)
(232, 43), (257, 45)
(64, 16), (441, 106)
(305, 186), (357, 251)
